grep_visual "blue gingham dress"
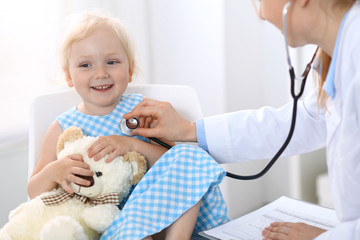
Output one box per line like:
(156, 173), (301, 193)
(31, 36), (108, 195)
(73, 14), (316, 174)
(101, 144), (230, 239)
(56, 93), (146, 141)
(57, 94), (230, 238)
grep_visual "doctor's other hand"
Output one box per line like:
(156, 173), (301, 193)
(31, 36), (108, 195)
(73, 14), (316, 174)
(123, 98), (197, 142)
(262, 222), (326, 240)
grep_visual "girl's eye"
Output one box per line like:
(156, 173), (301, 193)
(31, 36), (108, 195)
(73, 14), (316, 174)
(80, 63), (90, 68)
(108, 60), (119, 65)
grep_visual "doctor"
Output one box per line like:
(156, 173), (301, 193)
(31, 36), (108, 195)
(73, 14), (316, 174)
(125, 0), (360, 239)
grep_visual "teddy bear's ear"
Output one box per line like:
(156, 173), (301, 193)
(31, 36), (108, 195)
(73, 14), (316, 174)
(56, 126), (84, 155)
(123, 152), (147, 185)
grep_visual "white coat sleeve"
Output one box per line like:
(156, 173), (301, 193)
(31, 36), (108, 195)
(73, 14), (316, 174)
(315, 219), (360, 239)
(203, 90), (327, 164)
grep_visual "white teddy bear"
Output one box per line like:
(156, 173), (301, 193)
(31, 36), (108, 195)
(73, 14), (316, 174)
(0, 126), (147, 240)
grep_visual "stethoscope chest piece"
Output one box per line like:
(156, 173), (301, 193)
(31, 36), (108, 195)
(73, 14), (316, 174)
(120, 118), (139, 136)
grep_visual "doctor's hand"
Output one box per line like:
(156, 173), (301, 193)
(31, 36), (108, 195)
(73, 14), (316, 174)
(262, 222), (326, 240)
(123, 98), (197, 142)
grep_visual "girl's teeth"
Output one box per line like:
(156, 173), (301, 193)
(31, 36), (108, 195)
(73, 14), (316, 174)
(93, 85), (111, 90)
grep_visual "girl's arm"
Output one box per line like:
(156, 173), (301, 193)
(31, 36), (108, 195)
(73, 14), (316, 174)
(88, 135), (168, 168)
(27, 121), (93, 199)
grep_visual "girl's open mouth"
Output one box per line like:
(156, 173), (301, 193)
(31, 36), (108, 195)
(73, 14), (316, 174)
(91, 84), (113, 91)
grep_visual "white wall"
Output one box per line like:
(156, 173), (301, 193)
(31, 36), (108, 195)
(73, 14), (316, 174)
(0, 143), (28, 227)
(145, 0), (226, 117)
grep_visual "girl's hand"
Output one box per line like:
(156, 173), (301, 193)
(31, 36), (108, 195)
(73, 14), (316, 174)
(262, 222), (326, 240)
(88, 135), (134, 163)
(123, 98), (197, 142)
(51, 154), (93, 194)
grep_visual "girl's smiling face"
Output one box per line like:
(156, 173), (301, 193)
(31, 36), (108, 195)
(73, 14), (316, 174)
(67, 28), (131, 115)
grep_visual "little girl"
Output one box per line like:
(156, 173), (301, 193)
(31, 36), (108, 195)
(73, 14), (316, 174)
(27, 12), (229, 239)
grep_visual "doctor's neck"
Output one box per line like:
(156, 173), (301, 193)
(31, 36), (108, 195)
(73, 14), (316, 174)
(310, 0), (355, 109)
(310, 0), (354, 57)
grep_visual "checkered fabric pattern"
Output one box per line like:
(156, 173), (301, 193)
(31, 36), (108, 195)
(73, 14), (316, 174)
(41, 191), (120, 206)
(101, 144), (230, 240)
(56, 94), (147, 142)
(56, 93), (146, 208)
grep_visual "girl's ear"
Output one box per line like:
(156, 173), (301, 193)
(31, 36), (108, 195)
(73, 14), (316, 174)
(65, 74), (74, 87)
(63, 68), (73, 87)
(129, 69), (133, 83)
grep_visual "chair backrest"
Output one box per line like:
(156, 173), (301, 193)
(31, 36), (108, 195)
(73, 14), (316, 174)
(28, 84), (202, 179)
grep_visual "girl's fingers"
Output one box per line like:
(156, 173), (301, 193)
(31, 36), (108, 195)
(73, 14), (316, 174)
(72, 174), (92, 187)
(88, 139), (107, 157)
(68, 154), (84, 162)
(105, 150), (119, 163)
(72, 166), (93, 177)
(62, 181), (74, 194)
(93, 145), (115, 161)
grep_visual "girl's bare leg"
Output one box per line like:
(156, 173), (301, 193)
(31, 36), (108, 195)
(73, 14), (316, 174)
(164, 200), (201, 240)
(142, 236), (153, 240)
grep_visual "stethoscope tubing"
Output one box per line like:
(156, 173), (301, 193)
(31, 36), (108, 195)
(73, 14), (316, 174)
(226, 69), (302, 180)
(149, 137), (173, 149)
(225, 2), (318, 180)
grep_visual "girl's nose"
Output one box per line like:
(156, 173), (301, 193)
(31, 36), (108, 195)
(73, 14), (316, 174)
(95, 65), (110, 79)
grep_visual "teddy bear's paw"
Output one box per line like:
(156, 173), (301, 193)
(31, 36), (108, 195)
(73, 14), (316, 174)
(40, 216), (88, 240)
(8, 202), (26, 220)
(0, 230), (11, 240)
(83, 205), (120, 233)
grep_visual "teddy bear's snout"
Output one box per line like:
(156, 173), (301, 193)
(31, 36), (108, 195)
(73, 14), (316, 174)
(75, 175), (95, 187)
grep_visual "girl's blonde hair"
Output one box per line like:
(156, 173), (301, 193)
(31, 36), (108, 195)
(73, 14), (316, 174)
(314, 0), (355, 109)
(59, 12), (138, 80)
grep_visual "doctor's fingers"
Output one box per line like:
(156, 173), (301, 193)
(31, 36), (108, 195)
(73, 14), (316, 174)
(262, 225), (292, 240)
(138, 116), (154, 129)
(131, 125), (162, 139)
(124, 98), (175, 120)
(262, 222), (325, 240)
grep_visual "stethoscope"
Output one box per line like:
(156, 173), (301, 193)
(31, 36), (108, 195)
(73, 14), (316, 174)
(120, 117), (173, 149)
(120, 2), (318, 181)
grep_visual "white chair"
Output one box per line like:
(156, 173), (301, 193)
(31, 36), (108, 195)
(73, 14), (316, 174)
(28, 84), (202, 179)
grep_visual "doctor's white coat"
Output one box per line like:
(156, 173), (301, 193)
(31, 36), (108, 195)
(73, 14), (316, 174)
(202, 2), (360, 239)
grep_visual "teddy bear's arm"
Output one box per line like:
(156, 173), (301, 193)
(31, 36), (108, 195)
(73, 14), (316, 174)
(83, 205), (120, 233)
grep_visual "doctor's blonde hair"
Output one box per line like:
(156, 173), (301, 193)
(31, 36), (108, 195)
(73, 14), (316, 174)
(59, 11), (138, 81)
(314, 0), (356, 108)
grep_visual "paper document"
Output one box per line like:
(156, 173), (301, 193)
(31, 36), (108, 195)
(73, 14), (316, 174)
(199, 196), (339, 240)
